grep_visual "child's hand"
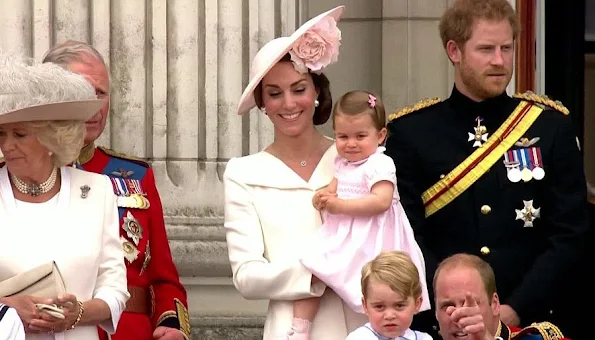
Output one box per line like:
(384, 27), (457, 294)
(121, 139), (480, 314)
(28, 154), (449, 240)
(312, 191), (324, 210)
(320, 194), (342, 214)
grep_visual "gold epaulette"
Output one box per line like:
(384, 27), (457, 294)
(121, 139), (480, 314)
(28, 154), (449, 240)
(98, 146), (149, 167)
(387, 97), (441, 121)
(512, 91), (569, 115)
(511, 321), (565, 340)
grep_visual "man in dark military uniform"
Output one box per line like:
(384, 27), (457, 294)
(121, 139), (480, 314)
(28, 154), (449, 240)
(385, 0), (588, 339)
(42, 41), (191, 340)
(433, 254), (568, 340)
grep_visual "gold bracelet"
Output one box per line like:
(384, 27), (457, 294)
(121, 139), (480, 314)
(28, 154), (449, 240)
(69, 301), (84, 330)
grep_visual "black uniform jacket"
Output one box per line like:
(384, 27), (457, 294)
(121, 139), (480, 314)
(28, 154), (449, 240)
(385, 86), (588, 324)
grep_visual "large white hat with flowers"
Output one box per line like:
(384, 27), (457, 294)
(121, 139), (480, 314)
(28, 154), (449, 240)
(237, 5), (344, 115)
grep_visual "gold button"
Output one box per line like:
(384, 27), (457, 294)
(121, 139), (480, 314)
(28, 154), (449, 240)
(480, 246), (490, 255)
(439, 174), (445, 179)
(480, 205), (491, 215)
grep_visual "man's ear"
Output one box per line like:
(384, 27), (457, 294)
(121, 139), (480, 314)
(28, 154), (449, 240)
(446, 40), (463, 64)
(491, 292), (501, 317)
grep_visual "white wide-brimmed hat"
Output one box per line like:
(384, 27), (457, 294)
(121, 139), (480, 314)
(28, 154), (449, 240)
(237, 5), (344, 115)
(0, 98), (103, 125)
(0, 55), (103, 125)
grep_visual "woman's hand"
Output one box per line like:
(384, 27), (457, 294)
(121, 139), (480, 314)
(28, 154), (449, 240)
(2, 295), (53, 333)
(29, 293), (81, 334)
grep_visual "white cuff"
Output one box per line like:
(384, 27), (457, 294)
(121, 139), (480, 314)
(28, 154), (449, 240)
(93, 290), (125, 334)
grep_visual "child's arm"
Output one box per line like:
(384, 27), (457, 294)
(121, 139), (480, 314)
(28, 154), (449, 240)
(326, 177), (338, 194)
(325, 180), (394, 216)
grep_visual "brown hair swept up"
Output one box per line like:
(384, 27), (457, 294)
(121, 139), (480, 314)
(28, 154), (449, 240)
(439, 0), (520, 48)
(253, 54), (332, 125)
(332, 90), (385, 131)
(361, 251), (422, 300)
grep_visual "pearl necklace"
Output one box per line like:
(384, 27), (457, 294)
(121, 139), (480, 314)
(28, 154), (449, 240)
(10, 167), (58, 196)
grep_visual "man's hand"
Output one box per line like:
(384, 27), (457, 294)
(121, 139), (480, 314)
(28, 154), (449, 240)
(446, 293), (492, 340)
(499, 304), (520, 327)
(153, 326), (186, 340)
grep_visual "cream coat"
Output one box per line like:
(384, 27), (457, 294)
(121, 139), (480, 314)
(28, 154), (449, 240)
(224, 145), (367, 340)
(0, 166), (129, 340)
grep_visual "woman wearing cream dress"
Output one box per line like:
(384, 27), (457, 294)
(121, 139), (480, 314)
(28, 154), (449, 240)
(224, 6), (367, 340)
(0, 55), (129, 339)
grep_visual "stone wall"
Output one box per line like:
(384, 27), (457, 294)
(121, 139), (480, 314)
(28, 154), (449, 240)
(0, 1), (501, 339)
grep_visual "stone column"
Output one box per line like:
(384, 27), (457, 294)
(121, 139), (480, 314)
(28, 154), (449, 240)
(381, 0), (452, 114)
(2, 1), (301, 339)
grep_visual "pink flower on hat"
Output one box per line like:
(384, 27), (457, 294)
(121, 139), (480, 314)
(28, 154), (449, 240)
(289, 16), (341, 74)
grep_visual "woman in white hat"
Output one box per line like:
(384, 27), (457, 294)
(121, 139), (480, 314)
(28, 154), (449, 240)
(224, 6), (366, 340)
(0, 55), (129, 339)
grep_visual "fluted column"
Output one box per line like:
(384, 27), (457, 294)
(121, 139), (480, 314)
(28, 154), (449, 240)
(0, 0), (303, 338)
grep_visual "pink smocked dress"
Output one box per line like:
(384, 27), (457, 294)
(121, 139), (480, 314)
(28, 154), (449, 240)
(300, 147), (430, 314)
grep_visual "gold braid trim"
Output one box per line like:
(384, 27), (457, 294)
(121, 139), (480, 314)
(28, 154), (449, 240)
(175, 298), (191, 339)
(512, 91), (569, 115)
(387, 97), (441, 122)
(98, 146), (150, 167)
(511, 321), (565, 340)
(155, 299), (191, 339)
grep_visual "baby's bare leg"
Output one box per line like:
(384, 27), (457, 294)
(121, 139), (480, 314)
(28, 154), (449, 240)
(293, 297), (321, 321)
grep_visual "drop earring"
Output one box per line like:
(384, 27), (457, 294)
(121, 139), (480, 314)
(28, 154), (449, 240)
(314, 99), (319, 107)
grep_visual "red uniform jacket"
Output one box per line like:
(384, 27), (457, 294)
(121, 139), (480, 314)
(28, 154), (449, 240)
(78, 145), (190, 340)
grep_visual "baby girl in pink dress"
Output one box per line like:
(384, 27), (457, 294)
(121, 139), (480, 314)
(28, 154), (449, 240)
(285, 91), (430, 339)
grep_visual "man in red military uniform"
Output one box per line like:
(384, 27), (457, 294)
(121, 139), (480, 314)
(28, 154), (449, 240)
(42, 41), (190, 340)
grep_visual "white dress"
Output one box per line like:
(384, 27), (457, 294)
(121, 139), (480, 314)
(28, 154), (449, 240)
(0, 303), (25, 340)
(224, 145), (367, 340)
(0, 166), (129, 340)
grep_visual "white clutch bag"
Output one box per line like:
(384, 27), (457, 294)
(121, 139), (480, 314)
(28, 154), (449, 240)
(0, 261), (66, 298)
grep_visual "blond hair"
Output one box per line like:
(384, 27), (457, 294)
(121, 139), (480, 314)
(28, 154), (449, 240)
(361, 251), (422, 300)
(439, 0), (519, 49)
(27, 120), (85, 167)
(333, 90), (385, 131)
(433, 253), (497, 301)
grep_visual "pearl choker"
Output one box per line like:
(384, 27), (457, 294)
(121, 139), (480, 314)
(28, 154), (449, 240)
(10, 167), (59, 196)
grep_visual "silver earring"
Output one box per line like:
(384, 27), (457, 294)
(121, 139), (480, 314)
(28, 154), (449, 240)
(314, 100), (319, 107)
(260, 107), (266, 113)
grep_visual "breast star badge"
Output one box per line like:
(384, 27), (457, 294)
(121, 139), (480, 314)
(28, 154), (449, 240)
(515, 200), (541, 227)
(121, 236), (140, 263)
(123, 211), (143, 245)
(468, 116), (488, 147)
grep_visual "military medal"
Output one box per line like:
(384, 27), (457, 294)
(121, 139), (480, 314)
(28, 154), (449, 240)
(503, 151), (521, 183)
(121, 236), (140, 263)
(515, 200), (541, 227)
(468, 116), (488, 147)
(521, 168), (533, 182)
(110, 178), (150, 209)
(529, 146), (545, 180)
(123, 211), (143, 245)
